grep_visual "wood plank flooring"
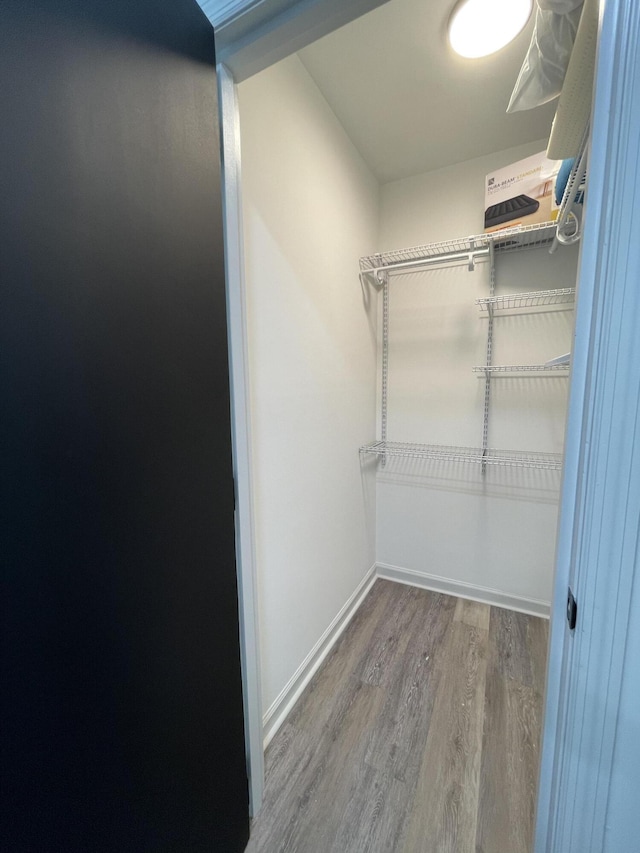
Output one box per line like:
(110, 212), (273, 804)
(245, 580), (548, 853)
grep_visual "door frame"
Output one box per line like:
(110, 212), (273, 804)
(210, 0), (640, 844)
(212, 0), (391, 814)
(217, 63), (264, 817)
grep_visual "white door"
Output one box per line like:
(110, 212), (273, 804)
(535, 1), (640, 850)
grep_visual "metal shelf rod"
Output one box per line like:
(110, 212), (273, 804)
(371, 246), (490, 277)
(481, 243), (496, 472)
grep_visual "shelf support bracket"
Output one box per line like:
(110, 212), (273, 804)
(481, 243), (496, 474)
(373, 253), (388, 288)
(380, 276), (389, 466)
(468, 239), (476, 272)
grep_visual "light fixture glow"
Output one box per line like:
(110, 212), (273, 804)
(449, 0), (533, 59)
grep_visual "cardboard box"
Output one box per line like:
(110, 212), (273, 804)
(484, 151), (561, 233)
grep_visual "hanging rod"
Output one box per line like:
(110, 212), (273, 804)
(370, 246), (491, 279)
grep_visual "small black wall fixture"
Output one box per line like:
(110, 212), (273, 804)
(567, 588), (578, 631)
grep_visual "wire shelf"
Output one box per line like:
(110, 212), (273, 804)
(473, 363), (571, 375)
(359, 221), (558, 277)
(360, 440), (563, 470)
(477, 287), (576, 312)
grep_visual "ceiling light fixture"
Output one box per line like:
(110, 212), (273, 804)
(448, 0), (533, 59)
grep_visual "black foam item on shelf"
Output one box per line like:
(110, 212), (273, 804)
(484, 194), (540, 229)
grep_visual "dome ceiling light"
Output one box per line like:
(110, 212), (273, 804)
(449, 0), (533, 59)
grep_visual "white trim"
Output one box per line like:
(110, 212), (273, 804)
(376, 562), (550, 619)
(262, 565), (377, 747)
(198, 0), (264, 28)
(261, 562), (548, 748)
(212, 0), (390, 82)
(217, 63), (264, 816)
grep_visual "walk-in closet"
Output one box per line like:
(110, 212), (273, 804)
(233, 0), (593, 849)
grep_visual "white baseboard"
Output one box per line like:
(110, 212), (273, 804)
(376, 562), (550, 619)
(262, 564), (377, 748)
(261, 561), (548, 748)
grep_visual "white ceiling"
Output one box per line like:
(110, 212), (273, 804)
(297, 0), (557, 184)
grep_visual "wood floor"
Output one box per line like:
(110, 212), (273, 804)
(245, 579), (548, 853)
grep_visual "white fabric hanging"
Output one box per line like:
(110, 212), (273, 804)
(507, 0), (584, 113)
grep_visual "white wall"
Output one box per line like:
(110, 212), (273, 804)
(238, 55), (379, 718)
(377, 141), (580, 611)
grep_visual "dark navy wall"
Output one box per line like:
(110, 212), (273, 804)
(0, 1), (249, 850)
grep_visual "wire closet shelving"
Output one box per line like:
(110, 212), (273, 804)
(359, 221), (558, 280)
(476, 287), (576, 312)
(360, 220), (574, 472)
(360, 441), (564, 471)
(473, 363), (571, 375)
